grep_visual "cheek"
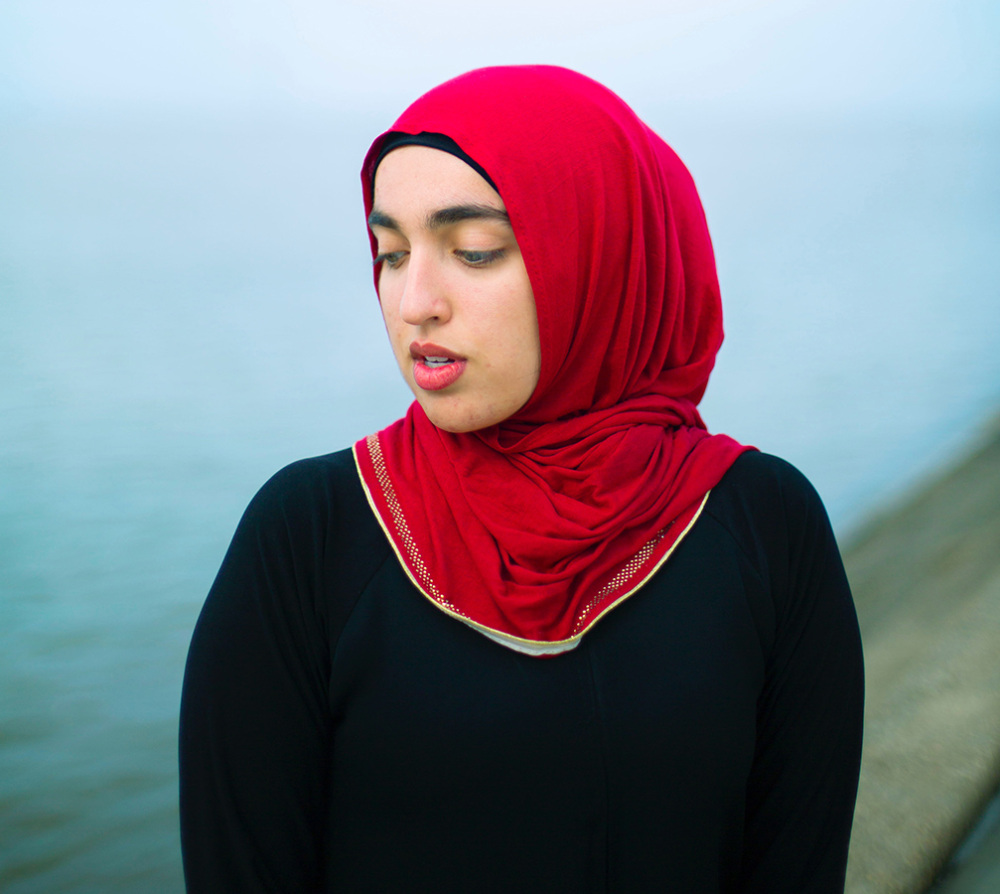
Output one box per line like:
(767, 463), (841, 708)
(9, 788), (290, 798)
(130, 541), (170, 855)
(377, 288), (400, 332)
(377, 293), (407, 361)
(508, 285), (541, 376)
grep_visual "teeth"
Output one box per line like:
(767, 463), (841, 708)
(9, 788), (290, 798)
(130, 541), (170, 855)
(423, 356), (453, 366)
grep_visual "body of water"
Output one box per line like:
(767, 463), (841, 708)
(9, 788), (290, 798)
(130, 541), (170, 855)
(1, 111), (998, 892)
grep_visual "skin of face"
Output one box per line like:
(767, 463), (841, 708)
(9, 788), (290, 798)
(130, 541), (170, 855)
(369, 145), (541, 433)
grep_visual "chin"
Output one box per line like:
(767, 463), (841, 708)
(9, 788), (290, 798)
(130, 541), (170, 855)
(413, 387), (532, 434)
(418, 399), (499, 434)
(424, 414), (488, 434)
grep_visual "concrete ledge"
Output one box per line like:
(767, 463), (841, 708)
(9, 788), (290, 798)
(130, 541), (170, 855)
(844, 419), (1000, 894)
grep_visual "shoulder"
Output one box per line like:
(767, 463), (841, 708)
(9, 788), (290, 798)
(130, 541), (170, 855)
(251, 446), (363, 507)
(234, 445), (388, 579)
(701, 450), (846, 611)
(710, 450), (825, 514)
(704, 450), (831, 546)
(241, 447), (370, 536)
(223, 446), (391, 625)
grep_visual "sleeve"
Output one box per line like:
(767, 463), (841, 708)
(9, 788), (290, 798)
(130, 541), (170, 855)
(179, 464), (334, 893)
(739, 462), (865, 894)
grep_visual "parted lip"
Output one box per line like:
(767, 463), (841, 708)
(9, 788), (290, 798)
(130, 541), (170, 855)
(409, 341), (465, 361)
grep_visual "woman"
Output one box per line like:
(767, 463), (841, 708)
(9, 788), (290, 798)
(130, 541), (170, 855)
(180, 66), (863, 892)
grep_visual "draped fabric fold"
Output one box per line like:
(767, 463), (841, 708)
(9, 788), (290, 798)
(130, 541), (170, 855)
(354, 65), (753, 654)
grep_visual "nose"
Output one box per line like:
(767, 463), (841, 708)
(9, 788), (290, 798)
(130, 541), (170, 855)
(398, 249), (451, 327)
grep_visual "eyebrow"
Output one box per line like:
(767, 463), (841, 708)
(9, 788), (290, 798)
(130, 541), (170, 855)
(367, 203), (510, 232)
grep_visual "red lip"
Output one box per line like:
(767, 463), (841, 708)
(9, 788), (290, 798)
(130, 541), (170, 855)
(409, 341), (465, 361)
(408, 341), (468, 392)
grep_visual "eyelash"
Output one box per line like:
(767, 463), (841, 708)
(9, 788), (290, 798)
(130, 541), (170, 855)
(374, 251), (406, 269)
(374, 249), (506, 270)
(456, 249), (505, 267)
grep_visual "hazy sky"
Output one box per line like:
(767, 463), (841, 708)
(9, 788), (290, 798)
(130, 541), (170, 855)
(3, 0), (998, 118)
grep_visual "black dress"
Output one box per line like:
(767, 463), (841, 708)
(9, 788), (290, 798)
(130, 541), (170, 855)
(179, 448), (863, 893)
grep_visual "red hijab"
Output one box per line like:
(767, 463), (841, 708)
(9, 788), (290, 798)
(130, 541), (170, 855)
(354, 66), (752, 655)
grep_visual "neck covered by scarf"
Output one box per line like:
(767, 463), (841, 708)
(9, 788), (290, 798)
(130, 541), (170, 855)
(354, 65), (753, 656)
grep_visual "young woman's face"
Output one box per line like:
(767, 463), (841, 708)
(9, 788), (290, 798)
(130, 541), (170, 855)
(370, 146), (541, 433)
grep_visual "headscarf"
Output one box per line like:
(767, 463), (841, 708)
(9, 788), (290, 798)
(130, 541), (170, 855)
(354, 65), (752, 656)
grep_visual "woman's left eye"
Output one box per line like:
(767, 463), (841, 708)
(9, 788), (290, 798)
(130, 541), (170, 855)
(456, 249), (505, 267)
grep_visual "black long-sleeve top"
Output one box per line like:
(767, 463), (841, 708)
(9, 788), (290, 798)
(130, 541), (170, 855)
(179, 448), (863, 893)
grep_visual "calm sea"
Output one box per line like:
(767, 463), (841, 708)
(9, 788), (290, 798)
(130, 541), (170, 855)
(1, 111), (998, 892)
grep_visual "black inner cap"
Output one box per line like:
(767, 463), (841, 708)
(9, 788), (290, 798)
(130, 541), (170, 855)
(372, 132), (499, 194)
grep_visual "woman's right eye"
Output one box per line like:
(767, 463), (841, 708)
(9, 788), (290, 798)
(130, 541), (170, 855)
(374, 251), (407, 269)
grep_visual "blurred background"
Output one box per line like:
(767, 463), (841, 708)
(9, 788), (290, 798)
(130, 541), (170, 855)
(1, 1), (998, 891)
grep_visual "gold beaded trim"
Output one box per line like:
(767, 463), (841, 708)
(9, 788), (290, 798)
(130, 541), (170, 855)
(571, 525), (669, 634)
(355, 435), (711, 654)
(363, 434), (467, 618)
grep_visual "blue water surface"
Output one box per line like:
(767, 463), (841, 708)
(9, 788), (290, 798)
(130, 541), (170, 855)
(1, 111), (998, 893)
